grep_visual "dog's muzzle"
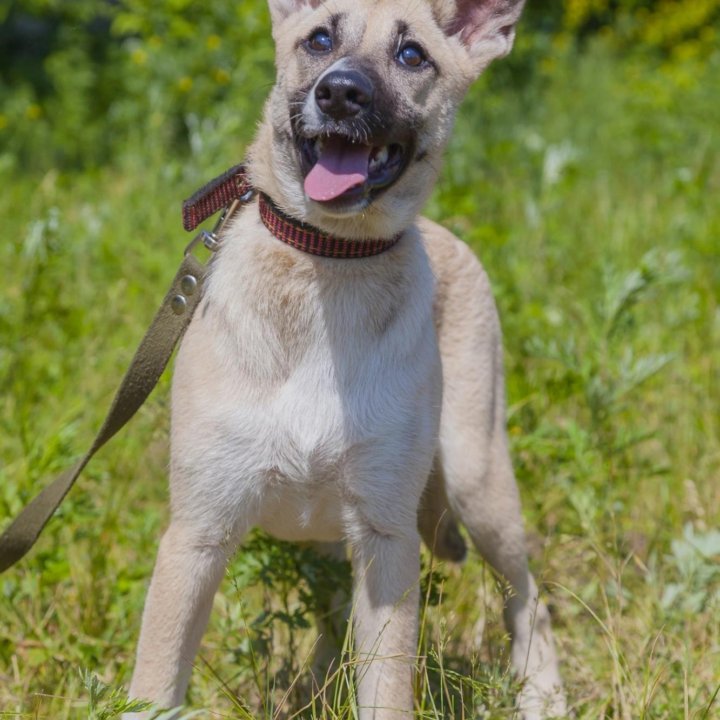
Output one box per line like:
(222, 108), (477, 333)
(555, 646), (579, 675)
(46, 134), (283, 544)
(294, 62), (413, 208)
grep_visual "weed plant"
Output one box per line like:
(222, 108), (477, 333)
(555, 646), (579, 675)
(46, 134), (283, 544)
(1, 17), (719, 720)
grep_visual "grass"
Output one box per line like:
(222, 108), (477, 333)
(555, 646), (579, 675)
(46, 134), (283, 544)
(1, 40), (719, 719)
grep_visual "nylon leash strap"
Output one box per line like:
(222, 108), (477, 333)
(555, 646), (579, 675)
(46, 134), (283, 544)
(0, 166), (252, 573)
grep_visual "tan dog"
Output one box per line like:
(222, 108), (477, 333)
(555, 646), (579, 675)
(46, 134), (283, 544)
(126, 1), (567, 718)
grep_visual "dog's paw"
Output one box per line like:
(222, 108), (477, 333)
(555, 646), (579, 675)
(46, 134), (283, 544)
(516, 681), (569, 720)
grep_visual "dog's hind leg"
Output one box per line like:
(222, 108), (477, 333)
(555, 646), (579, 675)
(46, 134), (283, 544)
(428, 233), (566, 718)
(438, 368), (567, 719)
(124, 522), (241, 718)
(418, 462), (467, 562)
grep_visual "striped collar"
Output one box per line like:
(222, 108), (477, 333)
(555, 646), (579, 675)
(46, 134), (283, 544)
(258, 194), (401, 259)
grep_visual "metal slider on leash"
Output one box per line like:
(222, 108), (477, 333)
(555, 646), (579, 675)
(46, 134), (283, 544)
(0, 164), (255, 574)
(173, 194), (249, 315)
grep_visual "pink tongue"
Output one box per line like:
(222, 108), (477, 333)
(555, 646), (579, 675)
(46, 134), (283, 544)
(304, 136), (371, 202)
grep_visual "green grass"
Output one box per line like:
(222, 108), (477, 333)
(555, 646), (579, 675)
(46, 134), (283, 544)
(1, 43), (719, 719)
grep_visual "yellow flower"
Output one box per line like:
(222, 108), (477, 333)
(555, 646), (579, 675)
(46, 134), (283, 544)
(564, 0), (610, 30)
(673, 40), (700, 62)
(131, 48), (147, 66)
(177, 76), (193, 93)
(207, 34), (222, 51)
(25, 104), (42, 121)
(700, 26), (716, 44)
(540, 57), (556, 76)
(213, 68), (230, 85)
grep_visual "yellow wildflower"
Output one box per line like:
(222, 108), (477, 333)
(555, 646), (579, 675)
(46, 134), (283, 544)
(213, 68), (230, 85)
(131, 48), (147, 66)
(177, 76), (193, 93)
(25, 104), (42, 120)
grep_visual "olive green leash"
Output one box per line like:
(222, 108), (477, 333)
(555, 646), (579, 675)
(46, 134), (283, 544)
(0, 170), (251, 574)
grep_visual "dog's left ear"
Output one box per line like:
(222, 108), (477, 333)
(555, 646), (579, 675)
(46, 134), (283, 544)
(444, 0), (526, 74)
(267, 0), (321, 25)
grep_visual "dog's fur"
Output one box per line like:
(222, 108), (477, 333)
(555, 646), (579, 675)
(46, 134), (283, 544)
(126, 2), (566, 718)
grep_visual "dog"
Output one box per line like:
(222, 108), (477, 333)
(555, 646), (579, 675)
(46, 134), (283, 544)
(125, 1), (567, 718)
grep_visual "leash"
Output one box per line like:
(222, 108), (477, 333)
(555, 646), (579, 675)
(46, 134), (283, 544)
(0, 160), (404, 573)
(0, 164), (253, 574)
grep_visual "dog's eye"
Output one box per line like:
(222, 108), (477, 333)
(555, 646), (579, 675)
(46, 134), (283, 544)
(306, 29), (333, 54)
(397, 42), (427, 68)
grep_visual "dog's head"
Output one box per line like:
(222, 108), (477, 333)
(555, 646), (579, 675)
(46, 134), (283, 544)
(249, 0), (525, 239)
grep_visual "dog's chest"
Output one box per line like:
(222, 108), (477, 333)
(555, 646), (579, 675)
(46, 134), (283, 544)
(171, 225), (437, 539)
(216, 359), (354, 541)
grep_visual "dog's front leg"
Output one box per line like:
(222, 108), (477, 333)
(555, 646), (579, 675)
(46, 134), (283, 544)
(125, 523), (235, 717)
(350, 525), (420, 720)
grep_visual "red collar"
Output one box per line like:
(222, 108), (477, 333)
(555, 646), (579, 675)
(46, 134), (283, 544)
(258, 194), (400, 259)
(182, 164), (401, 260)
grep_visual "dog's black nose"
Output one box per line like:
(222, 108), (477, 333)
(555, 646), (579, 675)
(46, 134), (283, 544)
(315, 69), (374, 119)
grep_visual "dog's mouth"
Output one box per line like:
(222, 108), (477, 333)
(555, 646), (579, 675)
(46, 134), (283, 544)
(299, 133), (408, 207)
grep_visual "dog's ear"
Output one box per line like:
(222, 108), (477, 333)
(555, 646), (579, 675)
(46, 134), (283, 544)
(442, 0), (526, 74)
(267, 0), (321, 25)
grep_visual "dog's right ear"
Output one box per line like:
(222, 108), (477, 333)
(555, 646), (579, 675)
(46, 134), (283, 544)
(267, 0), (321, 25)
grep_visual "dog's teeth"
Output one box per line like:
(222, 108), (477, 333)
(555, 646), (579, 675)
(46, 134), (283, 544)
(369, 146), (389, 171)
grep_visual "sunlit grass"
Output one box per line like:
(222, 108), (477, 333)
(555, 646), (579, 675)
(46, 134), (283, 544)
(1, 45), (719, 719)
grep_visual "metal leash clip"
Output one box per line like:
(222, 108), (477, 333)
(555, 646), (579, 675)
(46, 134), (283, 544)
(184, 192), (252, 258)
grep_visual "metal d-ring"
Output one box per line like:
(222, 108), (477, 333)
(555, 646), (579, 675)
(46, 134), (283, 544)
(183, 192), (253, 258)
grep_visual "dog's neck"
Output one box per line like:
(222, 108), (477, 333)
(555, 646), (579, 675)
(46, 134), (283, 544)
(258, 194), (401, 259)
